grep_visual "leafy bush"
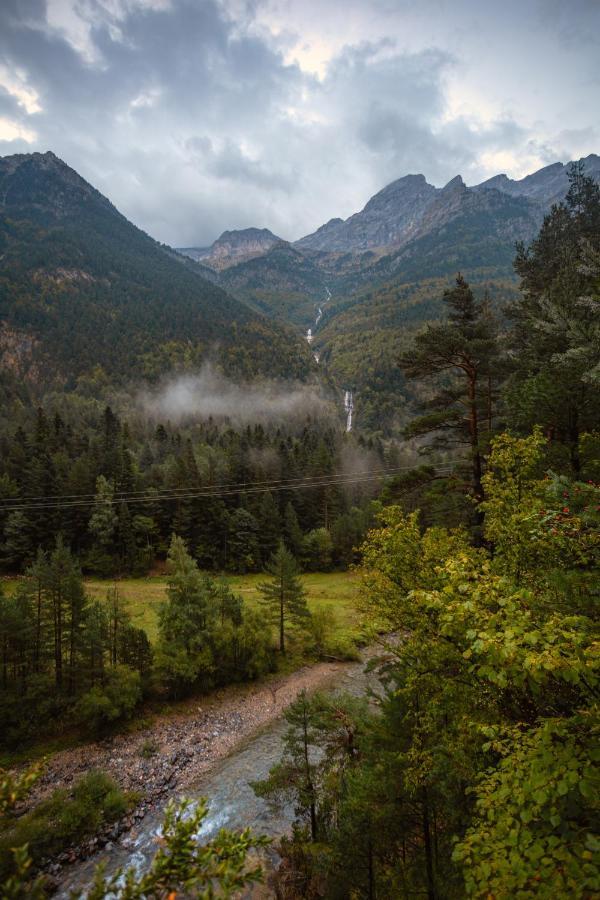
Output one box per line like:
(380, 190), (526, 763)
(307, 604), (359, 661)
(0, 771), (132, 881)
(74, 666), (142, 735)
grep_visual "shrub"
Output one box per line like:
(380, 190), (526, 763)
(75, 665), (142, 735)
(0, 771), (132, 881)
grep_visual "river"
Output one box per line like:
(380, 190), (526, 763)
(56, 653), (378, 897)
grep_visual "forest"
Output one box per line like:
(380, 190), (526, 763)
(0, 165), (598, 898)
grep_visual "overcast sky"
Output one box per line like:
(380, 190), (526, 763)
(0, 0), (598, 245)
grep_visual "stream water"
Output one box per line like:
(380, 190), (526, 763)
(57, 655), (377, 898)
(304, 288), (355, 431)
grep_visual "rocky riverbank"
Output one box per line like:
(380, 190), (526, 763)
(22, 658), (359, 881)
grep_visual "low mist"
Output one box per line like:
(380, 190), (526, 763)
(138, 364), (333, 426)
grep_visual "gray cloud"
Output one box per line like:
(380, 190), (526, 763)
(0, 0), (597, 245)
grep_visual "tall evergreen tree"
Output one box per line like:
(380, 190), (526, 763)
(259, 542), (310, 653)
(399, 274), (500, 532)
(507, 163), (600, 472)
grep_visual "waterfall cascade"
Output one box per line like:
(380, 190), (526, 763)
(305, 286), (331, 351)
(344, 390), (354, 432)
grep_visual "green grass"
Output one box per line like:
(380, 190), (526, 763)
(89, 571), (361, 642)
(2, 572), (362, 644)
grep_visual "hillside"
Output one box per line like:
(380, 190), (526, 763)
(218, 242), (328, 326)
(0, 152), (312, 394)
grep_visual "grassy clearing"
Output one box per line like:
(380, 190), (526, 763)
(89, 571), (362, 643)
(1, 572), (362, 645)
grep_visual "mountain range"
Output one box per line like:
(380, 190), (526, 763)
(1, 149), (598, 434)
(175, 153), (599, 432)
(180, 155), (600, 263)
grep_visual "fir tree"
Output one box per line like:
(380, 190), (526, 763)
(399, 274), (500, 535)
(259, 542), (310, 653)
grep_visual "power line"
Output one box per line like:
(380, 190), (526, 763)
(0, 466), (455, 514)
(0, 465), (455, 508)
(0, 464), (427, 504)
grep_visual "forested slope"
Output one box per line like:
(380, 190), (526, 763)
(0, 152), (312, 393)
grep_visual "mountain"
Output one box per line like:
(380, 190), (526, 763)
(288, 155), (599, 433)
(178, 227), (283, 270)
(218, 242), (327, 326)
(474, 154), (600, 206)
(295, 154), (600, 255)
(295, 174), (437, 252)
(0, 152), (312, 394)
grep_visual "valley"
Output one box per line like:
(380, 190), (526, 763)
(0, 145), (598, 899)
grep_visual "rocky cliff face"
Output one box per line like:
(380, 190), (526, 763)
(295, 174), (437, 252)
(293, 155), (599, 255)
(179, 227), (282, 270)
(474, 154), (600, 207)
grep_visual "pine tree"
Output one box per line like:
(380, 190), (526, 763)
(283, 502), (304, 558)
(259, 542), (310, 653)
(399, 274), (500, 535)
(508, 164), (600, 472)
(257, 491), (281, 564)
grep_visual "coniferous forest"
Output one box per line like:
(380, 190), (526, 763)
(0, 5), (599, 894)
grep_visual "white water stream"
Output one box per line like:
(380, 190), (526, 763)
(344, 390), (354, 432)
(304, 289), (355, 430)
(305, 286), (331, 352)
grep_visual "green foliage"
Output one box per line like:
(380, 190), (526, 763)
(272, 430), (599, 898)
(454, 716), (599, 898)
(156, 535), (273, 695)
(80, 797), (269, 900)
(0, 540), (151, 750)
(75, 665), (142, 735)
(306, 604), (359, 661)
(302, 527), (334, 572)
(253, 690), (373, 843)
(0, 771), (131, 884)
(259, 542), (311, 653)
(506, 164), (600, 472)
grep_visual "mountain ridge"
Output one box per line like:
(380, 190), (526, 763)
(0, 151), (312, 393)
(178, 155), (599, 266)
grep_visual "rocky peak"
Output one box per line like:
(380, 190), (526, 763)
(178, 227), (282, 270)
(363, 173), (431, 210)
(296, 174), (437, 252)
(0, 150), (115, 221)
(440, 175), (466, 194)
(473, 155), (600, 206)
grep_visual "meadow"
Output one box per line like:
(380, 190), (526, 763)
(2, 571), (363, 644)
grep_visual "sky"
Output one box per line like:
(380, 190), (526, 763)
(0, 0), (598, 246)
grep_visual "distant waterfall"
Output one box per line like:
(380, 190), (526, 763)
(306, 286), (331, 357)
(344, 390), (354, 432)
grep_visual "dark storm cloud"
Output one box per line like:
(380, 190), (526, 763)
(0, 0), (597, 245)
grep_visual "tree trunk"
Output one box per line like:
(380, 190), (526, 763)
(280, 584), (285, 654)
(35, 582), (42, 673)
(55, 585), (63, 690)
(367, 833), (375, 900)
(302, 703), (317, 841)
(422, 789), (437, 900)
(569, 405), (580, 475)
